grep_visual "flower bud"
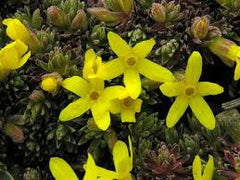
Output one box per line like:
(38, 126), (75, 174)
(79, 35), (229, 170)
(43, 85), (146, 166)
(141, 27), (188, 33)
(87, 8), (120, 24)
(71, 9), (87, 30)
(151, 3), (166, 23)
(207, 36), (237, 67)
(5, 123), (24, 143)
(191, 16), (209, 40)
(29, 90), (45, 102)
(118, 0), (134, 13)
(41, 72), (62, 93)
(31, 9), (42, 29)
(47, 6), (66, 27)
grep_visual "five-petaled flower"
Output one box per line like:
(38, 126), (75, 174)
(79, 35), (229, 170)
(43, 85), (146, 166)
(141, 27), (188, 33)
(110, 89), (143, 123)
(160, 51), (224, 130)
(97, 31), (175, 99)
(0, 40), (31, 80)
(59, 49), (126, 130)
(192, 155), (214, 180)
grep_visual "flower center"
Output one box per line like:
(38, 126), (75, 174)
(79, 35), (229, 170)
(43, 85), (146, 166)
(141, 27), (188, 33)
(127, 57), (136, 66)
(124, 54), (139, 67)
(185, 86), (195, 96)
(123, 97), (134, 107)
(90, 91), (100, 100)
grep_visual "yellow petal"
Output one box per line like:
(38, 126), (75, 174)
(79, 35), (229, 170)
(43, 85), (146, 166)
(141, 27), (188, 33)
(102, 85), (128, 100)
(123, 69), (141, 99)
(113, 140), (132, 174)
(97, 167), (118, 180)
(97, 58), (124, 80)
(189, 96), (215, 130)
(83, 49), (102, 79)
(234, 61), (240, 81)
(197, 82), (224, 96)
(133, 99), (142, 112)
(84, 154), (117, 180)
(107, 31), (131, 57)
(109, 99), (122, 114)
(49, 157), (79, 180)
(138, 58), (175, 82)
(121, 110), (136, 123)
(83, 153), (98, 180)
(89, 78), (105, 91)
(91, 102), (111, 131)
(17, 51), (31, 68)
(83, 153), (117, 180)
(166, 96), (188, 128)
(202, 155), (214, 180)
(13, 40), (28, 56)
(61, 76), (90, 97)
(0, 43), (19, 69)
(160, 82), (183, 97)
(3, 18), (31, 43)
(59, 98), (91, 121)
(132, 39), (156, 58)
(192, 155), (202, 180)
(185, 51), (202, 85)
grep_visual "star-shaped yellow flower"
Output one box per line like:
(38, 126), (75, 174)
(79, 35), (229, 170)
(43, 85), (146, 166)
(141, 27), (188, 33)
(192, 155), (214, 180)
(97, 31), (175, 99)
(59, 49), (126, 130)
(110, 89), (142, 123)
(160, 51), (224, 130)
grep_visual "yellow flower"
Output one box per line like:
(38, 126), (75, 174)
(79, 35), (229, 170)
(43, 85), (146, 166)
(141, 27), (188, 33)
(59, 76), (126, 130)
(59, 49), (126, 130)
(0, 40), (31, 80)
(83, 136), (133, 180)
(97, 31), (175, 99)
(192, 155), (214, 180)
(3, 18), (38, 52)
(49, 157), (79, 180)
(110, 89), (142, 123)
(41, 73), (62, 93)
(160, 51), (224, 130)
(207, 36), (240, 80)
